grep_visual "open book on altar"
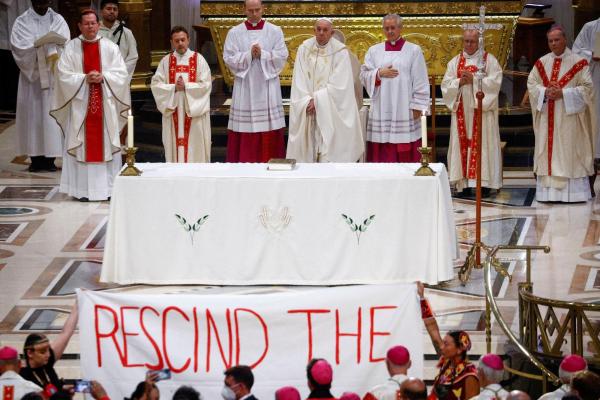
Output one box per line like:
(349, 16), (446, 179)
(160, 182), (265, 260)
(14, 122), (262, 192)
(34, 31), (67, 47)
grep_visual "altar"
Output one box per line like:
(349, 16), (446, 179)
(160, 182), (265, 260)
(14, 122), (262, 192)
(100, 163), (457, 285)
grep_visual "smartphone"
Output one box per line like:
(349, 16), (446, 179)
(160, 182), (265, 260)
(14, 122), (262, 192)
(148, 368), (171, 381)
(74, 380), (92, 393)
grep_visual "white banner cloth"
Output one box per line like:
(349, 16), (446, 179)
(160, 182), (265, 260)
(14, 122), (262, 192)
(77, 284), (423, 400)
(100, 163), (457, 285)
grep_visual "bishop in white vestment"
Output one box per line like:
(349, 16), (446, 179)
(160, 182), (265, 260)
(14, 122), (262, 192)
(10, 2), (69, 172)
(360, 14), (430, 162)
(51, 10), (130, 201)
(224, 0), (288, 162)
(573, 17), (600, 159)
(441, 29), (503, 193)
(527, 26), (595, 202)
(151, 26), (212, 163)
(287, 18), (364, 163)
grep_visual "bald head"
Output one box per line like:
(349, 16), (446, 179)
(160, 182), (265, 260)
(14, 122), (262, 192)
(506, 390), (531, 400)
(398, 378), (427, 400)
(463, 29), (479, 55)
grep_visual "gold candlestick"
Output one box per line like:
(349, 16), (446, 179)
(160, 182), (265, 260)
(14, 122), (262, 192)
(414, 147), (436, 176)
(120, 147), (142, 176)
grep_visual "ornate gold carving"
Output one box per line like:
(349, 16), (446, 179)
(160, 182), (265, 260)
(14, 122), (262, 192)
(206, 16), (518, 86)
(201, 1), (522, 16)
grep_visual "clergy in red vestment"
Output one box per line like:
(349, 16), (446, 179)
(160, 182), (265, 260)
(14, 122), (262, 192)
(51, 9), (129, 201)
(151, 26), (212, 163)
(360, 14), (430, 162)
(223, 0), (288, 162)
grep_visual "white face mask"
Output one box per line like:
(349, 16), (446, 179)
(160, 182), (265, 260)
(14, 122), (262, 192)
(221, 386), (236, 400)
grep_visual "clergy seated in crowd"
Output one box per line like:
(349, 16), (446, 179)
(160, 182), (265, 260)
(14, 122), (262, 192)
(441, 29), (503, 196)
(151, 26), (212, 163)
(360, 14), (430, 163)
(573, 17), (600, 171)
(10, 0), (69, 173)
(287, 18), (364, 163)
(51, 9), (130, 202)
(363, 345), (412, 400)
(223, 0), (288, 163)
(99, 0), (138, 109)
(0, 347), (42, 400)
(470, 354), (508, 400)
(527, 25), (595, 203)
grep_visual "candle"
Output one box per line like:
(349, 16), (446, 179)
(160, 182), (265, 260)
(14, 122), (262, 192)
(421, 110), (427, 148)
(127, 109), (134, 148)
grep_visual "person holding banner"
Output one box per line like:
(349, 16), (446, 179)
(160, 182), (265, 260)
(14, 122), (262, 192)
(19, 303), (78, 394)
(428, 331), (479, 400)
(306, 359), (336, 399)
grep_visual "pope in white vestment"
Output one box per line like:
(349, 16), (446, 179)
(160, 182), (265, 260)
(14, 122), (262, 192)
(573, 17), (600, 159)
(10, 3), (69, 172)
(527, 27), (595, 202)
(287, 18), (364, 163)
(51, 10), (130, 201)
(360, 14), (430, 163)
(441, 30), (503, 193)
(223, 0), (288, 162)
(151, 27), (212, 163)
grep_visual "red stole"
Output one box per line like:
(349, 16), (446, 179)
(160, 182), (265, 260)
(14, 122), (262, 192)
(168, 52), (198, 162)
(82, 39), (104, 162)
(534, 56), (588, 176)
(455, 52), (487, 180)
(2, 386), (14, 400)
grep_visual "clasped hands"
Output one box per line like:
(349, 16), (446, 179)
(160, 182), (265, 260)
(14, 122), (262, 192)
(86, 70), (103, 84)
(459, 71), (474, 87)
(251, 43), (261, 59)
(545, 82), (563, 100)
(175, 76), (185, 92)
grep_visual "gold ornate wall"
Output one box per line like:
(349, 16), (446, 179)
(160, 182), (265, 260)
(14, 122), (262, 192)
(206, 16), (518, 86)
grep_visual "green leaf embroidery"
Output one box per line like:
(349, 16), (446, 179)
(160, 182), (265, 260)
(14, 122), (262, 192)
(341, 213), (376, 245)
(175, 213), (210, 244)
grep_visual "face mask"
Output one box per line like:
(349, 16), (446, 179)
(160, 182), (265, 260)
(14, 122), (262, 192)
(221, 386), (236, 400)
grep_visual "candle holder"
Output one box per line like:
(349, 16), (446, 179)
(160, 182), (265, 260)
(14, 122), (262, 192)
(414, 147), (436, 176)
(120, 146), (142, 176)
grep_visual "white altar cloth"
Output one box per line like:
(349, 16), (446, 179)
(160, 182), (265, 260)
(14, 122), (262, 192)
(100, 163), (457, 285)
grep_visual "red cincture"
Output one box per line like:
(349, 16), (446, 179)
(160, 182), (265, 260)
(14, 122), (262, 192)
(168, 52), (198, 162)
(534, 57), (588, 176)
(455, 52), (487, 180)
(82, 39), (104, 162)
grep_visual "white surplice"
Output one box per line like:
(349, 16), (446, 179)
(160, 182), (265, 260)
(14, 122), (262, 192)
(468, 383), (509, 400)
(224, 20), (287, 133)
(573, 18), (600, 158)
(10, 7), (69, 158)
(441, 50), (503, 192)
(527, 48), (595, 202)
(287, 37), (364, 162)
(51, 35), (130, 201)
(151, 49), (212, 163)
(360, 40), (430, 144)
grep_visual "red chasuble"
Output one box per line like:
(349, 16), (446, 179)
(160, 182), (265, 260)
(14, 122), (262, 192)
(82, 40), (103, 162)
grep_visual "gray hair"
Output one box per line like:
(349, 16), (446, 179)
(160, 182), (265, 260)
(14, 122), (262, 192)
(382, 14), (402, 28)
(477, 355), (504, 383)
(559, 365), (587, 384)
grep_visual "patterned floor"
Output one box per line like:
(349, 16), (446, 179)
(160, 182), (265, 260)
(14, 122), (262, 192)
(0, 121), (598, 382)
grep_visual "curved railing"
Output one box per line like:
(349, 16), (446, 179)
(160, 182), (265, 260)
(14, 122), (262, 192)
(481, 245), (561, 390)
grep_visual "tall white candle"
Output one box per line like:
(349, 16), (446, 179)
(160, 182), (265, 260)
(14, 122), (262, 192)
(421, 110), (427, 148)
(127, 109), (134, 148)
